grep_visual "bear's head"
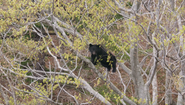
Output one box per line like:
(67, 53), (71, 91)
(89, 44), (101, 55)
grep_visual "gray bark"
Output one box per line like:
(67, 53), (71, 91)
(152, 72), (158, 105)
(151, 29), (158, 105)
(177, 10), (185, 105)
(165, 71), (173, 105)
(165, 1), (174, 105)
(130, 43), (146, 105)
(129, 0), (147, 104)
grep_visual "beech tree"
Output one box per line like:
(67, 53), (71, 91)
(1, 0), (185, 105)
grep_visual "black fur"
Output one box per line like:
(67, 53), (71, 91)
(89, 44), (116, 72)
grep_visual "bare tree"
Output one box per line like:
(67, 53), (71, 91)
(1, 0), (185, 104)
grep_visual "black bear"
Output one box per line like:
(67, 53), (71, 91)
(89, 44), (117, 72)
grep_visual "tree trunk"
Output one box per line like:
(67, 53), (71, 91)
(130, 42), (146, 105)
(130, 1), (147, 104)
(34, 52), (46, 77)
(165, 1), (174, 104)
(152, 72), (158, 105)
(152, 31), (158, 105)
(165, 71), (173, 105)
(177, 12), (185, 105)
(177, 71), (185, 105)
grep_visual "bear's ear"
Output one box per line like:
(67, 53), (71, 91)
(89, 44), (92, 47)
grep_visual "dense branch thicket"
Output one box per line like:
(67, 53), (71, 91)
(1, 0), (185, 105)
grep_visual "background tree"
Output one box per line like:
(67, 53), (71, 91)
(1, 0), (185, 105)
